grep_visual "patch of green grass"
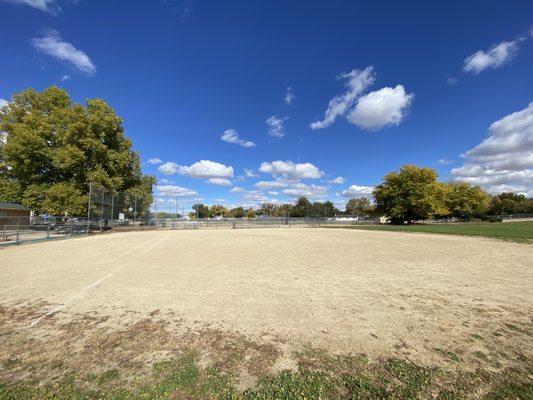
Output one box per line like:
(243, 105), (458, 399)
(1, 358), (20, 370)
(340, 375), (389, 399)
(473, 351), (489, 361)
(435, 348), (463, 363)
(503, 323), (531, 336)
(144, 353), (235, 399)
(0, 353), (531, 400)
(242, 369), (333, 399)
(484, 381), (533, 400)
(333, 221), (533, 242)
(97, 369), (119, 385)
(386, 358), (435, 398)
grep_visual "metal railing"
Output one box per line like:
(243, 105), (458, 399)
(0, 216), (88, 246)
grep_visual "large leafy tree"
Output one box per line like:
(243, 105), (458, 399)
(0, 86), (155, 216)
(488, 192), (533, 215)
(292, 197), (312, 217)
(443, 182), (489, 219)
(191, 203), (210, 219)
(373, 165), (447, 224)
(229, 207), (245, 218)
(210, 204), (228, 217)
(309, 201), (337, 218)
(257, 202), (278, 217)
(276, 203), (294, 218)
(345, 197), (373, 216)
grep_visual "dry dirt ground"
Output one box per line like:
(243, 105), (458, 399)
(0, 228), (532, 397)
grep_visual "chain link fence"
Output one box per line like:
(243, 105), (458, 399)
(3, 183), (532, 246)
(0, 215), (88, 246)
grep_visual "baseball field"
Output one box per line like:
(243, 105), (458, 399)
(0, 228), (531, 399)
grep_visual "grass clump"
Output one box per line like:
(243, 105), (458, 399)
(242, 369), (333, 399)
(484, 381), (533, 400)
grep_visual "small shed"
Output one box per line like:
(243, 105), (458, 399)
(0, 202), (31, 228)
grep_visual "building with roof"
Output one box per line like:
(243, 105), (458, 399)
(0, 202), (31, 228)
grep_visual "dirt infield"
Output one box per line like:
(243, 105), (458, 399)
(0, 228), (532, 397)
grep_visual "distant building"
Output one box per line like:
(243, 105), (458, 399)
(0, 202), (31, 228)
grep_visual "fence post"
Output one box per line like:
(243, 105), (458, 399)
(16, 219), (20, 244)
(47, 223), (50, 238)
(100, 189), (105, 226)
(153, 196), (157, 230)
(87, 182), (92, 234)
(196, 198), (199, 229)
(134, 196), (137, 226)
(111, 193), (115, 221)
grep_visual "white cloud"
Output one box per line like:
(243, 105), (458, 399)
(157, 162), (180, 175)
(147, 158), (163, 165)
(259, 160), (323, 180)
(178, 160), (234, 179)
(266, 115), (288, 138)
(156, 185), (197, 197)
(341, 185), (374, 199)
(346, 85), (414, 131)
(446, 77), (458, 85)
(1, 0), (61, 14)
(31, 30), (96, 75)
(0, 102), (8, 144)
(221, 129), (256, 148)
(284, 86), (295, 105)
(207, 178), (232, 186)
(230, 186), (245, 193)
(254, 179), (288, 189)
(60, 74), (70, 82)
(328, 176), (345, 184)
(164, 0), (194, 18)
(310, 66), (375, 130)
(159, 178), (173, 184)
(244, 169), (257, 178)
(267, 191), (278, 196)
(463, 40), (520, 74)
(438, 159), (454, 165)
(451, 102), (533, 196)
(243, 190), (275, 203)
(283, 183), (328, 199)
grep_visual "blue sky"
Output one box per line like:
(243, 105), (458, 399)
(1, 0), (532, 211)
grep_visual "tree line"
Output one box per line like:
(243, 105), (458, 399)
(372, 165), (532, 224)
(186, 166), (532, 224)
(186, 197), (338, 219)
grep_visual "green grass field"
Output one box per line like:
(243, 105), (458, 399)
(336, 221), (533, 242)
